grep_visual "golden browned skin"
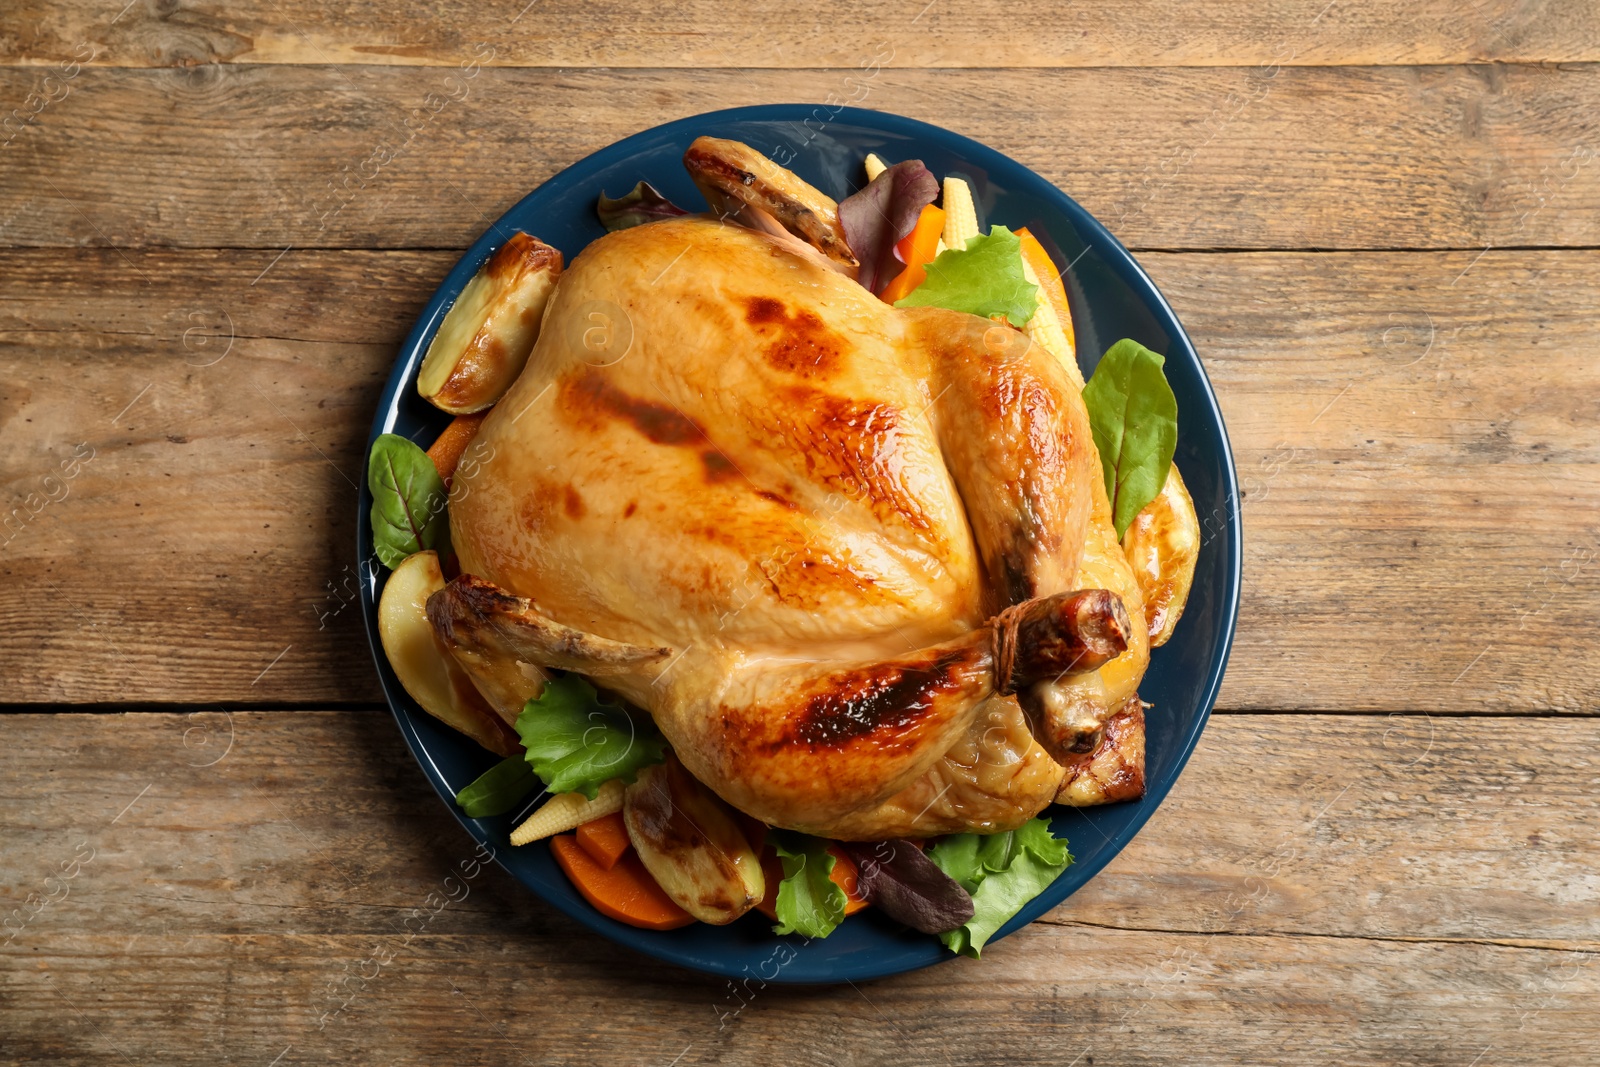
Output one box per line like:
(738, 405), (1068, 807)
(1057, 698), (1147, 806)
(1033, 453), (1152, 762)
(440, 214), (1110, 836)
(822, 696), (1067, 837)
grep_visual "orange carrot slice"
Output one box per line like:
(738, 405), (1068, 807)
(879, 204), (947, 305)
(829, 846), (869, 914)
(550, 834), (695, 930)
(575, 811), (631, 872)
(1014, 228), (1077, 355)
(425, 412), (487, 488)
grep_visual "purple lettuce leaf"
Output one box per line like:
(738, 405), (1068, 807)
(596, 181), (689, 232)
(837, 161), (939, 295)
(836, 839), (974, 934)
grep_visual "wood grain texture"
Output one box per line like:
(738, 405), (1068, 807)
(2, 247), (1595, 709)
(3, 63), (1600, 252)
(2, 711), (1596, 1065)
(6, 0), (1600, 69)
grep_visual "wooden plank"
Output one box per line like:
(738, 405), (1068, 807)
(2, 711), (1597, 1065)
(0, 244), (1593, 710)
(6, 0), (1600, 69)
(1, 247), (1595, 709)
(1154, 250), (1600, 713)
(3, 63), (1600, 252)
(0, 249), (444, 705)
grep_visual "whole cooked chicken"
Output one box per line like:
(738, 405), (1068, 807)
(418, 139), (1183, 840)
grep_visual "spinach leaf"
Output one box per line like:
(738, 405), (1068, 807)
(1081, 339), (1179, 539)
(838, 159), (940, 294)
(368, 432), (450, 569)
(455, 755), (539, 818)
(893, 225), (1038, 326)
(930, 817), (1073, 957)
(596, 181), (688, 232)
(514, 674), (666, 799)
(768, 830), (848, 939)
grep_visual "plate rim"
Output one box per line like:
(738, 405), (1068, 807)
(357, 103), (1242, 984)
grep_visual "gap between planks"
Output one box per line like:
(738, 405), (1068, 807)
(1, 59), (1598, 72)
(1040, 918), (1600, 955)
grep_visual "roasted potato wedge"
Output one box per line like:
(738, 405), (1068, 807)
(1120, 464), (1201, 646)
(377, 550), (520, 755)
(623, 756), (764, 925)
(418, 232), (562, 414)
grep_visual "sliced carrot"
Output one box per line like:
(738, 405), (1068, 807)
(575, 811), (631, 871)
(425, 411), (488, 488)
(550, 834), (695, 930)
(879, 204), (947, 305)
(1014, 228), (1077, 355)
(829, 846), (869, 914)
(754, 843), (870, 921)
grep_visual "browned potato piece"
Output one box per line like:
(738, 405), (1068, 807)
(682, 136), (856, 270)
(623, 756), (764, 924)
(1120, 464), (1201, 646)
(377, 550), (521, 755)
(418, 232), (562, 414)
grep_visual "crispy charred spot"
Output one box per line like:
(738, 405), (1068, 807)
(684, 145), (757, 192)
(564, 368), (702, 446)
(744, 296), (785, 325)
(623, 500), (638, 518)
(1061, 700), (1146, 802)
(700, 450), (739, 483)
(427, 572), (526, 645)
(629, 771), (709, 853)
(755, 489), (796, 509)
(562, 485), (585, 519)
(743, 296), (845, 376)
(790, 650), (970, 748)
(997, 544), (1034, 605)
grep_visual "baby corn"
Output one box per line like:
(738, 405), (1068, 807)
(864, 153), (888, 181)
(1019, 255), (1082, 388)
(510, 779), (624, 845)
(941, 176), (980, 249)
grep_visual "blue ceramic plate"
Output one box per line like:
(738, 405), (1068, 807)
(359, 105), (1240, 984)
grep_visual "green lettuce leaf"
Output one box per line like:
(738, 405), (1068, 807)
(514, 675), (665, 799)
(929, 817), (1072, 957)
(367, 432), (450, 569)
(892, 225), (1039, 326)
(1081, 339), (1179, 539)
(454, 755), (540, 818)
(768, 830), (847, 939)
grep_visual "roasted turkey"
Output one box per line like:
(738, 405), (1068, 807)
(424, 139), (1161, 839)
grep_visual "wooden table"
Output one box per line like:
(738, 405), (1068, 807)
(4, 2), (1598, 1063)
